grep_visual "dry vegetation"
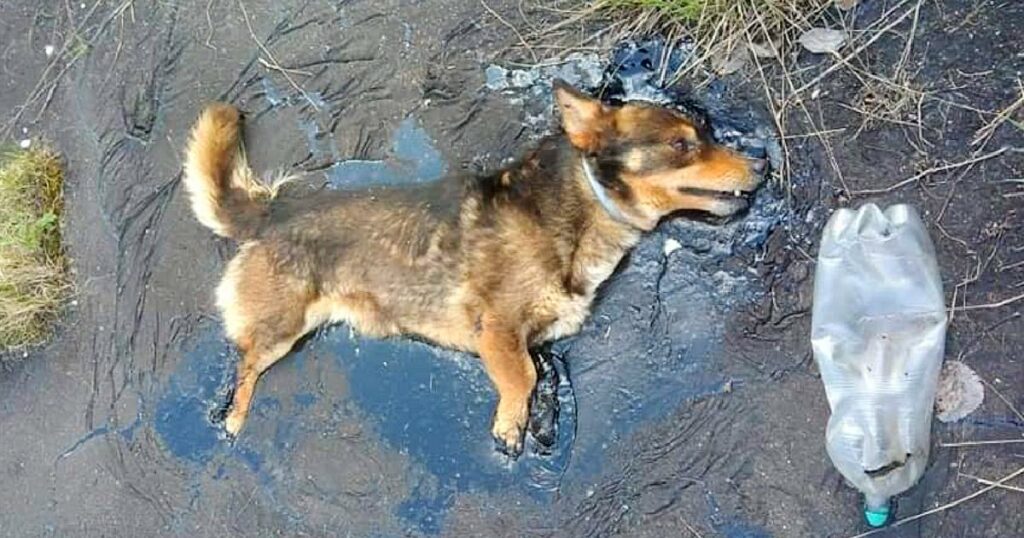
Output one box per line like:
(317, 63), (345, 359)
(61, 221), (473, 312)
(0, 145), (70, 354)
(563, 0), (832, 80)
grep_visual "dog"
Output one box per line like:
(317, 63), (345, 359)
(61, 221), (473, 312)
(182, 80), (763, 456)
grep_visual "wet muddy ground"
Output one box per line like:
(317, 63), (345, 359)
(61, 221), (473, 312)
(1, 1), (1022, 536)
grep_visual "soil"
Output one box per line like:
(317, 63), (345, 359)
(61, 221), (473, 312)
(0, 1), (1021, 537)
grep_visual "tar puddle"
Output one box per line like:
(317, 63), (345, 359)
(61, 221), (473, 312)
(154, 38), (786, 534)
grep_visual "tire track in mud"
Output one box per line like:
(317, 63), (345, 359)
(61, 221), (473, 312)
(47, 3), (199, 526)
(95, 3), (185, 426)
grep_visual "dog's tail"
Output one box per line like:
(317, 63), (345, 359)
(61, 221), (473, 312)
(183, 103), (286, 240)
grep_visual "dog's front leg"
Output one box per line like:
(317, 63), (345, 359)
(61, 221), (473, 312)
(477, 316), (537, 457)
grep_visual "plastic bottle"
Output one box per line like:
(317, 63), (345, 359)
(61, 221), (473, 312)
(810, 204), (948, 527)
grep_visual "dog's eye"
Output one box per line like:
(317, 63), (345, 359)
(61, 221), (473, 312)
(670, 138), (690, 152)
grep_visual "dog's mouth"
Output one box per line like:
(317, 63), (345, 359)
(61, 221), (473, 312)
(675, 184), (756, 218)
(674, 154), (766, 203)
(677, 186), (753, 201)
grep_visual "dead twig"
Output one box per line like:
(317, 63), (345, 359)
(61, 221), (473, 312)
(848, 466), (1024, 538)
(960, 473), (1024, 494)
(236, 0), (319, 109)
(852, 147), (1014, 195)
(955, 291), (1024, 312)
(481, 0), (538, 64)
(204, 0), (217, 51)
(257, 57), (312, 77)
(979, 377), (1024, 424)
(1, 0), (106, 138)
(741, 13), (791, 189)
(941, 439), (1024, 448)
(782, 128), (847, 139)
(998, 259), (1024, 272)
(681, 519), (703, 538)
(972, 79), (1024, 146)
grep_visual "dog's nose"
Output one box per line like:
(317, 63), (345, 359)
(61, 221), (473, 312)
(742, 144), (767, 159)
(738, 144), (767, 175)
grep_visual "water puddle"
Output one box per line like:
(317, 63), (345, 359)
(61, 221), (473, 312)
(153, 325), (277, 476)
(326, 117), (447, 188)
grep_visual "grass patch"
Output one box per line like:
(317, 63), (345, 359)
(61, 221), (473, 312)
(586, 0), (830, 79)
(599, 0), (711, 23)
(0, 145), (70, 353)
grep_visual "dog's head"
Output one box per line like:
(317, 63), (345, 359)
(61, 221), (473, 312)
(553, 80), (764, 229)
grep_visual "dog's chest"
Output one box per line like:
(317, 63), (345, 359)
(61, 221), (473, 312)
(534, 250), (624, 342)
(536, 292), (596, 342)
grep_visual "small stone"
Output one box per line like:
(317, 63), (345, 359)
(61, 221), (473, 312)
(19, 139), (31, 149)
(663, 238), (682, 256)
(44, 45), (55, 57)
(509, 69), (538, 88)
(935, 360), (984, 422)
(484, 65), (508, 91)
(799, 28), (846, 54)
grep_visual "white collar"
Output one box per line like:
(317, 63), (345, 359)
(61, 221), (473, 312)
(580, 156), (636, 227)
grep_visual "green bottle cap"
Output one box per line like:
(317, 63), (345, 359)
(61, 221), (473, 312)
(864, 503), (890, 527)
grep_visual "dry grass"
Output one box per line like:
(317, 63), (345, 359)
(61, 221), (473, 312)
(0, 145), (71, 353)
(538, 1), (831, 81)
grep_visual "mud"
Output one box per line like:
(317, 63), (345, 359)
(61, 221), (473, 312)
(1, 1), (1022, 537)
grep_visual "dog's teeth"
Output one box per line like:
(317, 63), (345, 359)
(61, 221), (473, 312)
(733, 190), (741, 197)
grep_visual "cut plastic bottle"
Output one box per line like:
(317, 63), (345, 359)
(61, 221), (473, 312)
(811, 204), (948, 527)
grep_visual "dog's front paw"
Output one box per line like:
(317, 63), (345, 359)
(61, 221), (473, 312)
(224, 410), (245, 437)
(492, 399), (528, 458)
(529, 354), (560, 452)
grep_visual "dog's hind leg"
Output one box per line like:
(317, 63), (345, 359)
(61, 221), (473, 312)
(477, 315), (538, 457)
(225, 331), (304, 436)
(217, 246), (313, 436)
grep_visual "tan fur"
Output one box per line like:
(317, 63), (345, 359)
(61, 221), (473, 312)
(184, 84), (762, 454)
(183, 104), (289, 238)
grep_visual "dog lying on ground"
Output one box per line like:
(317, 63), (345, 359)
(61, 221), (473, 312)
(183, 81), (763, 456)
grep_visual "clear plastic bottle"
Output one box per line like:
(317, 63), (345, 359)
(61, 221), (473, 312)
(811, 204), (948, 527)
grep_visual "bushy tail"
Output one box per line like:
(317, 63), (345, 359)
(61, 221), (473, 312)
(183, 103), (283, 240)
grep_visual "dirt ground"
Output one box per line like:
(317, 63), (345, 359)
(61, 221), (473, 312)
(0, 1), (1022, 537)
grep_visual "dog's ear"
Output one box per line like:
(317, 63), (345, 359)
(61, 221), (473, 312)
(553, 80), (612, 154)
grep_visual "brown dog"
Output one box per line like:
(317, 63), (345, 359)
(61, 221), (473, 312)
(182, 81), (761, 455)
